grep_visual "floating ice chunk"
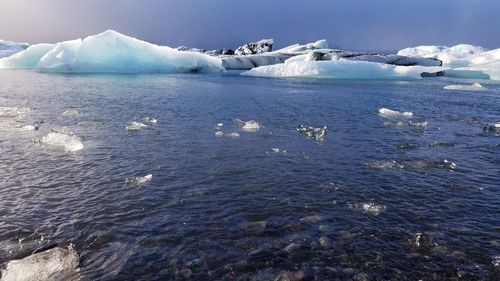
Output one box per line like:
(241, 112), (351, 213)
(126, 121), (148, 131)
(214, 131), (224, 137)
(0, 30), (223, 73)
(20, 123), (41, 131)
(143, 117), (157, 125)
(378, 108), (413, 118)
(217, 123), (224, 127)
(225, 132), (240, 138)
(1, 246), (79, 281)
(348, 202), (386, 215)
(443, 82), (486, 91)
(297, 125), (327, 141)
(366, 159), (456, 170)
(62, 109), (80, 116)
(234, 119), (261, 131)
(242, 60), (446, 79)
(39, 132), (84, 152)
(126, 174), (152, 185)
(0, 39), (29, 58)
(408, 232), (437, 251)
(0, 107), (31, 118)
(365, 160), (405, 169)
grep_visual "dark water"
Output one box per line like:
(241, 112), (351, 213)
(0, 70), (499, 280)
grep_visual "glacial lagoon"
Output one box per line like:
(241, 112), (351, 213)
(0, 69), (499, 280)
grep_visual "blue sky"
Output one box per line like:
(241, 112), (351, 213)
(1, 0), (499, 52)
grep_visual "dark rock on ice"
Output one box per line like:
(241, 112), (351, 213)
(235, 39), (273, 55)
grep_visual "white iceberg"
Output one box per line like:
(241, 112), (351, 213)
(399, 44), (500, 80)
(378, 108), (413, 118)
(443, 82), (487, 91)
(398, 44), (486, 67)
(242, 60), (446, 79)
(0, 30), (223, 73)
(0, 39), (29, 58)
(39, 132), (84, 152)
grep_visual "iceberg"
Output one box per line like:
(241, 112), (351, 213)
(398, 44), (500, 80)
(443, 82), (487, 91)
(235, 39), (273, 55)
(0, 39), (29, 58)
(0, 30), (223, 73)
(242, 60), (446, 79)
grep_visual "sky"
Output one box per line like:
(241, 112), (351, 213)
(0, 0), (499, 52)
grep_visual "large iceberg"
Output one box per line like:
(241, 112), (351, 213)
(398, 44), (500, 80)
(0, 39), (29, 58)
(242, 59), (446, 79)
(0, 30), (223, 73)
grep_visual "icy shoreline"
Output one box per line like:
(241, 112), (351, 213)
(1, 30), (499, 80)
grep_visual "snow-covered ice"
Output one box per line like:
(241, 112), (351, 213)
(443, 82), (487, 91)
(378, 108), (413, 118)
(243, 60), (446, 79)
(0, 30), (223, 73)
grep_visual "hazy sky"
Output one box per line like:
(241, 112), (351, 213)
(1, 0), (499, 52)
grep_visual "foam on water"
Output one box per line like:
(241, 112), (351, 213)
(0, 107), (31, 118)
(39, 132), (84, 152)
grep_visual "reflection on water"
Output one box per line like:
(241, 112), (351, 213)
(0, 70), (499, 280)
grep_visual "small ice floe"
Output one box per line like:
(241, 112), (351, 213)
(61, 109), (79, 117)
(0, 245), (79, 281)
(395, 143), (419, 150)
(126, 174), (152, 185)
(348, 202), (386, 215)
(235, 119), (261, 132)
(36, 131), (84, 152)
(214, 131), (224, 137)
(429, 141), (455, 147)
(126, 121), (148, 131)
(443, 82), (487, 91)
(483, 122), (500, 133)
(143, 117), (157, 125)
(0, 106), (31, 118)
(383, 121), (427, 127)
(19, 122), (42, 131)
(492, 255), (500, 267)
(225, 132), (240, 138)
(215, 122), (224, 130)
(366, 159), (456, 170)
(78, 120), (103, 128)
(408, 232), (437, 251)
(378, 108), (413, 118)
(365, 160), (405, 170)
(266, 147), (287, 154)
(297, 125), (327, 141)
